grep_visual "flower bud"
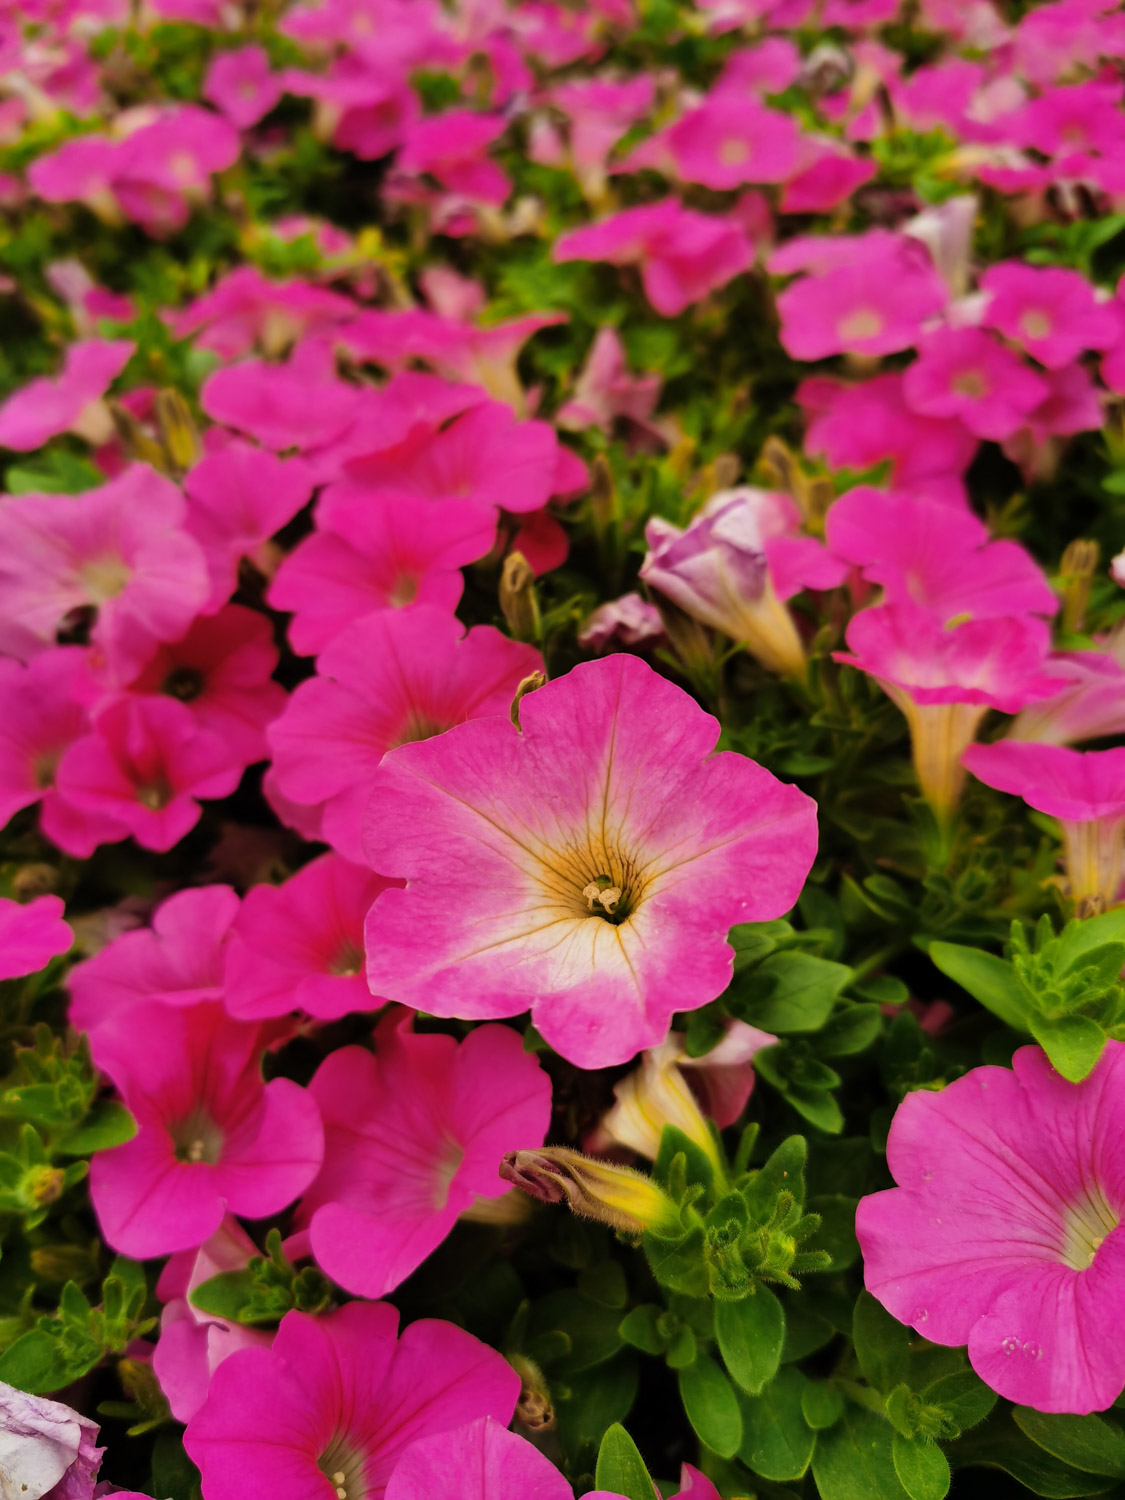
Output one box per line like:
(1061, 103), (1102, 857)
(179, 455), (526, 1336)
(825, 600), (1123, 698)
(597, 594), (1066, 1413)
(155, 388), (202, 472)
(499, 1147), (679, 1234)
(1060, 539), (1098, 635)
(500, 551), (541, 642)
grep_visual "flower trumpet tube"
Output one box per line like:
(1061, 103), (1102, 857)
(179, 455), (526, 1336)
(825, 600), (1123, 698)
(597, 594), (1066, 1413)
(499, 1148), (681, 1235)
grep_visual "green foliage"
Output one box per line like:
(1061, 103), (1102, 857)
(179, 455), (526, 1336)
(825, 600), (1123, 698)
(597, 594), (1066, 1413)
(191, 1229), (334, 1326)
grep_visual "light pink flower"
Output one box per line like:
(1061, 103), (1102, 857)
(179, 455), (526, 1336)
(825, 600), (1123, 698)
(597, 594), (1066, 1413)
(826, 488), (1057, 622)
(556, 327), (665, 442)
(903, 327), (1049, 441)
(224, 853), (394, 1022)
(297, 1010), (551, 1297)
(625, 96), (803, 188)
(268, 608), (541, 863)
(68, 885), (239, 1036)
(980, 262), (1115, 368)
(0, 895), (72, 980)
(397, 110), (510, 204)
(0, 1380), (103, 1500)
(546, 76), (654, 197)
(579, 593), (665, 651)
(267, 489), (496, 657)
(857, 1044), (1125, 1414)
(172, 267), (354, 362)
(777, 241), (947, 360)
(203, 46), (282, 131)
(0, 465), (211, 677)
(363, 654), (817, 1068)
(554, 200), (753, 317)
(55, 697), (242, 854)
(1009, 642), (1125, 747)
(88, 1000), (323, 1258)
(0, 339), (133, 452)
(153, 1217), (272, 1423)
(184, 1302), (520, 1500)
(962, 741), (1125, 904)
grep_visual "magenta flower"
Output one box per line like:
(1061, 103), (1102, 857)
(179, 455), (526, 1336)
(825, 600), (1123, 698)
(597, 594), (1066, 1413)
(297, 1009), (551, 1297)
(203, 45), (282, 130)
(777, 242), (947, 360)
(200, 359), (364, 452)
(962, 741), (1125, 905)
(183, 1302), (520, 1500)
(363, 654), (817, 1068)
(268, 608), (542, 864)
(224, 853), (393, 1022)
(835, 603), (1062, 819)
(173, 267), (354, 361)
(980, 261), (1116, 368)
(903, 327), (1049, 441)
(68, 885), (240, 1036)
(397, 110), (511, 204)
(0, 466), (211, 677)
(0, 895), (72, 980)
(184, 441), (314, 607)
(0, 648), (102, 850)
(857, 1044), (1125, 1414)
(780, 146), (877, 213)
(55, 697), (242, 854)
(0, 1380), (103, 1500)
(626, 96), (803, 188)
(89, 1000), (323, 1258)
(1010, 644), (1125, 747)
(546, 75), (654, 197)
(267, 489), (496, 658)
(554, 200), (753, 318)
(0, 338), (133, 452)
(825, 488), (1057, 623)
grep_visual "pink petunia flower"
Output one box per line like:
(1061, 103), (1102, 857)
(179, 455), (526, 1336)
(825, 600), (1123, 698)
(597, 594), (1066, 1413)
(0, 1380), (103, 1500)
(203, 46), (282, 131)
(835, 603), (1064, 819)
(980, 262), (1116, 368)
(0, 465), (211, 677)
(397, 110), (511, 204)
(88, 999), (323, 1258)
(554, 200), (753, 318)
(172, 267), (355, 362)
(54, 697), (242, 854)
(200, 358), (365, 452)
(856, 1043), (1125, 1414)
(624, 96), (804, 188)
(183, 1302), (520, 1500)
(545, 76), (655, 199)
(153, 1217), (272, 1423)
(903, 327), (1049, 441)
(0, 895), (72, 980)
(556, 327), (666, 443)
(1009, 640), (1125, 747)
(68, 884), (240, 1036)
(223, 853), (394, 1022)
(962, 741), (1125, 905)
(267, 608), (542, 863)
(825, 488), (1057, 622)
(363, 654), (817, 1068)
(0, 339), (133, 452)
(296, 1009), (551, 1297)
(267, 488), (496, 657)
(777, 240), (947, 360)
(779, 145), (877, 214)
(579, 593), (665, 651)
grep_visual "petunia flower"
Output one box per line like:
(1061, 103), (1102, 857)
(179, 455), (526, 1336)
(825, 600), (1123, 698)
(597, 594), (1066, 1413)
(396, 110), (511, 204)
(200, 358), (365, 452)
(961, 741), (1125, 905)
(88, 999), (323, 1258)
(556, 326), (666, 443)
(579, 593), (665, 651)
(856, 1043), (1125, 1414)
(0, 1379), (104, 1499)
(1009, 640), (1125, 747)
(0, 465), (211, 677)
(979, 261), (1116, 369)
(0, 338), (133, 452)
(779, 144), (877, 213)
(622, 96), (804, 188)
(553, 200), (753, 318)
(172, 267), (355, 362)
(902, 327), (1049, 442)
(223, 853), (395, 1022)
(203, 45), (282, 131)
(0, 895), (72, 980)
(776, 240), (947, 360)
(68, 885), (240, 1037)
(183, 1302), (521, 1500)
(544, 75), (655, 200)
(268, 608), (542, 863)
(296, 1009), (551, 1297)
(835, 603), (1064, 820)
(363, 653), (817, 1068)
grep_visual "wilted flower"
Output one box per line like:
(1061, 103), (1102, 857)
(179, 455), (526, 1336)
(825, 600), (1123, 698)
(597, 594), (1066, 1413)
(0, 1380), (103, 1499)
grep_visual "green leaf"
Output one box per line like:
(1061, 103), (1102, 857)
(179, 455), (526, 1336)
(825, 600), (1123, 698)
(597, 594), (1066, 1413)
(6, 451), (105, 495)
(715, 1286), (785, 1395)
(59, 1100), (137, 1155)
(818, 1005), (884, 1057)
(1013, 1410), (1125, 1479)
(853, 1292), (911, 1393)
(812, 1406), (910, 1500)
(593, 1423), (653, 1500)
(678, 1353), (743, 1459)
(803, 1380), (846, 1430)
(0, 1329), (83, 1394)
(528, 1289), (624, 1375)
(1027, 1014), (1106, 1083)
(921, 1372), (997, 1434)
(956, 1418), (1119, 1496)
(892, 1434), (950, 1500)
(556, 1352), (638, 1473)
(739, 1366), (815, 1481)
(928, 942), (1029, 1029)
(737, 953), (852, 1032)
(190, 1269), (258, 1324)
(618, 1305), (665, 1356)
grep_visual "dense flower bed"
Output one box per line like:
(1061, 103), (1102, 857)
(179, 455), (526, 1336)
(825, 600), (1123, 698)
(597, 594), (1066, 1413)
(1, 0), (1125, 1496)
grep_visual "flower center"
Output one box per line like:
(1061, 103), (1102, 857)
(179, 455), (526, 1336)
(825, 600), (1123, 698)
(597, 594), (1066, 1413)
(319, 1436), (369, 1500)
(581, 872), (632, 924)
(392, 711), (447, 748)
(1060, 1184), (1119, 1271)
(329, 939), (363, 977)
(136, 776), (173, 811)
(390, 573), (419, 607)
(838, 308), (884, 342)
(1020, 309), (1052, 341)
(163, 666), (205, 702)
(719, 137), (750, 165)
(170, 1107), (224, 1166)
(951, 369), (989, 398)
(80, 555), (131, 603)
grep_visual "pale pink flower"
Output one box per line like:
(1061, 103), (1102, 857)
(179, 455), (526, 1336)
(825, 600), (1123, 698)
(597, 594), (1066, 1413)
(397, 110), (511, 205)
(579, 593), (665, 651)
(224, 853), (395, 1022)
(547, 76), (654, 195)
(267, 608), (541, 863)
(297, 1010), (551, 1297)
(857, 1044), (1125, 1414)
(1009, 641), (1125, 747)
(556, 327), (665, 442)
(962, 741), (1125, 904)
(0, 339), (133, 451)
(363, 654), (817, 1068)
(0, 1381), (103, 1500)
(184, 1303), (520, 1500)
(980, 262), (1116, 368)
(0, 895), (72, 980)
(777, 240), (947, 360)
(173, 267), (354, 361)
(88, 1000), (323, 1258)
(903, 327), (1050, 441)
(203, 46), (282, 131)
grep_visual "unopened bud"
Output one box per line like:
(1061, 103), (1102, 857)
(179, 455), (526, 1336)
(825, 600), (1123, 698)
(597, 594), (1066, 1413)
(510, 1354), (554, 1432)
(29, 1241), (100, 1284)
(1060, 539), (1099, 634)
(155, 388), (201, 472)
(500, 1148), (679, 1234)
(510, 671), (547, 730)
(500, 552), (541, 642)
(11, 864), (58, 900)
(28, 1166), (65, 1206)
(589, 453), (614, 531)
(110, 402), (171, 475)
